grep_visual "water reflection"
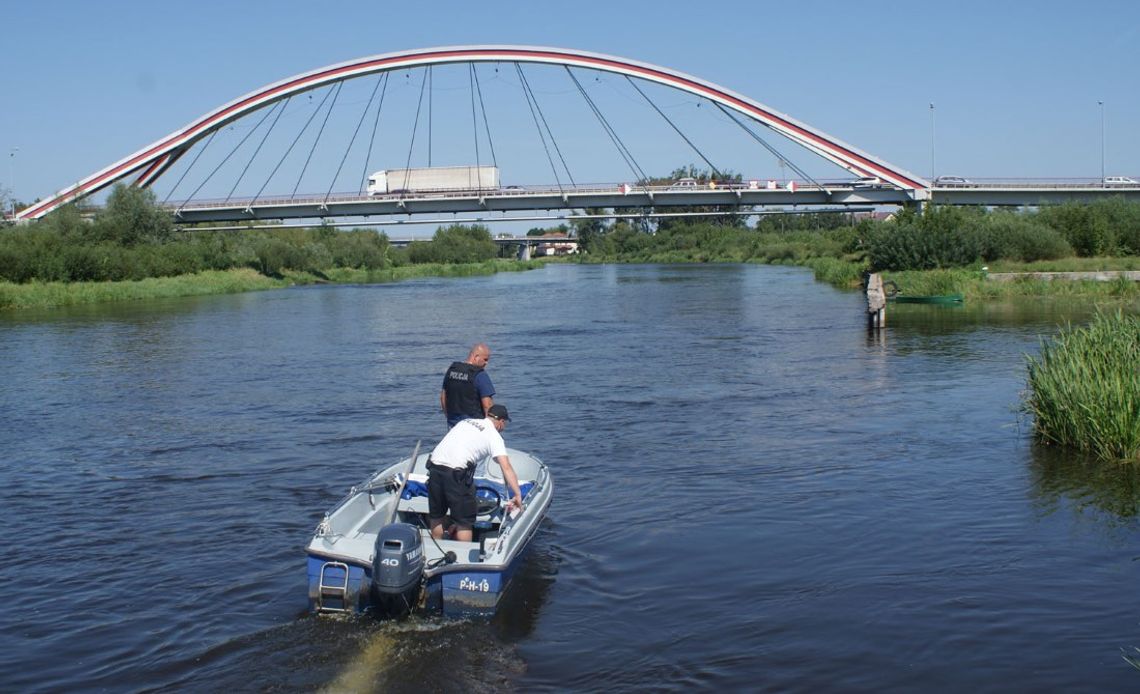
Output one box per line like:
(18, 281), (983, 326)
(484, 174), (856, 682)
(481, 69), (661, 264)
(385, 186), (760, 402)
(888, 299), (1100, 335)
(1028, 441), (1140, 522)
(289, 535), (555, 691)
(890, 296), (1140, 336)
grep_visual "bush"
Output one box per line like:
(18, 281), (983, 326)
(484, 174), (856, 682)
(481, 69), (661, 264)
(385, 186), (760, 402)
(433, 224), (497, 263)
(863, 216), (981, 271)
(328, 229), (390, 269)
(91, 184), (175, 246)
(974, 211), (1072, 263)
(1092, 197), (1140, 255)
(251, 237), (305, 276)
(1037, 202), (1115, 257)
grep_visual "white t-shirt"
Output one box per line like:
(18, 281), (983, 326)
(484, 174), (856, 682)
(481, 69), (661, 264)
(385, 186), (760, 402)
(430, 417), (507, 469)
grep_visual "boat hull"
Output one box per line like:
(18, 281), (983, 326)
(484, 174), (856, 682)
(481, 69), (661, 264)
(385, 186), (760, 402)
(890, 293), (964, 304)
(305, 447), (552, 618)
(306, 539), (537, 618)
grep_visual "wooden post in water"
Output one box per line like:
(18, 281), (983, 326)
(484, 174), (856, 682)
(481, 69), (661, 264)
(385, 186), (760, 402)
(865, 272), (886, 329)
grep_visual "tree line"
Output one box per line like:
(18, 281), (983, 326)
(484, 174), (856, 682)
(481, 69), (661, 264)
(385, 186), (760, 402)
(0, 186), (508, 284)
(4, 174), (1140, 285)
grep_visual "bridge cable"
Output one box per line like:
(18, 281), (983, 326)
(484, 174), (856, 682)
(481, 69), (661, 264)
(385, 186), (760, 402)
(625, 75), (722, 179)
(163, 129), (218, 206)
(565, 66), (650, 188)
(520, 64), (575, 186)
(249, 87), (333, 205)
(515, 63), (574, 191)
(227, 97), (294, 204)
(469, 64), (484, 189)
(252, 90), (345, 207)
(515, 64), (563, 191)
(180, 99), (284, 211)
(359, 72), (390, 195)
(400, 67), (431, 193)
(715, 102), (825, 190)
(293, 80), (343, 198)
(327, 74), (385, 205)
(470, 64), (499, 169)
(428, 65), (433, 168)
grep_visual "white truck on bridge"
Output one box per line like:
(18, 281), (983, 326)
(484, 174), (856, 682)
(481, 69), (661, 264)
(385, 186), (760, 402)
(367, 165), (500, 195)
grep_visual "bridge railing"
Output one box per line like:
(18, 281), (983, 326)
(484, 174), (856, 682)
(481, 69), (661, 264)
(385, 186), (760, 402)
(161, 177), (1140, 213)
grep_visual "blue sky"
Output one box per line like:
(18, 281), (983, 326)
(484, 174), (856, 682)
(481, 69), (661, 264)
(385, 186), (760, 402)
(3, 0), (1138, 216)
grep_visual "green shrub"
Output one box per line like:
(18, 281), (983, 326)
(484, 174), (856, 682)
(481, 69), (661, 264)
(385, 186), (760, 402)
(327, 229), (390, 269)
(1037, 202), (1116, 257)
(1093, 197), (1140, 255)
(864, 217), (980, 271)
(91, 184), (175, 246)
(974, 211), (1072, 263)
(251, 237), (304, 276)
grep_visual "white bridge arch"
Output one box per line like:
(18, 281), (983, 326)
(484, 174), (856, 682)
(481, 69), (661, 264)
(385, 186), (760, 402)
(18, 45), (928, 221)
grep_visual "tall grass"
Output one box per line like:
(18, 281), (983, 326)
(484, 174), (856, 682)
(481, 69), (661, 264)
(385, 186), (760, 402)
(0, 261), (548, 310)
(321, 259), (544, 284)
(0, 268), (285, 310)
(798, 257), (865, 288)
(1025, 311), (1140, 462)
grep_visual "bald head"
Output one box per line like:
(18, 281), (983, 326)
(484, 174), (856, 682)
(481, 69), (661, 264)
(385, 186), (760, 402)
(467, 343), (491, 368)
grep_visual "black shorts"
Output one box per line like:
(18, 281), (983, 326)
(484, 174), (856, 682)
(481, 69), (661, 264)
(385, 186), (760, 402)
(427, 464), (476, 527)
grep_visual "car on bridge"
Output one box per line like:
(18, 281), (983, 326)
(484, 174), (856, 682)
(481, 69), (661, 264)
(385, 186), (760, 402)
(851, 176), (882, 188)
(934, 175), (971, 186)
(1103, 176), (1138, 186)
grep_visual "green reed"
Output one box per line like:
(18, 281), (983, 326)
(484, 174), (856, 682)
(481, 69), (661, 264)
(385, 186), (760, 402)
(1025, 311), (1140, 462)
(0, 268), (285, 310)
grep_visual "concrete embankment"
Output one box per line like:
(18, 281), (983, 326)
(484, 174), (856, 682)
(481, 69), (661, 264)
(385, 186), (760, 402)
(986, 271), (1140, 282)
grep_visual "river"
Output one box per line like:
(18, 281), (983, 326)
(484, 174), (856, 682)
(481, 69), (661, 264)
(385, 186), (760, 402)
(1, 263), (1137, 692)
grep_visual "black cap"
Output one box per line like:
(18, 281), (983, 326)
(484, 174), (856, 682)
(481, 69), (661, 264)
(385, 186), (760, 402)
(488, 404), (510, 421)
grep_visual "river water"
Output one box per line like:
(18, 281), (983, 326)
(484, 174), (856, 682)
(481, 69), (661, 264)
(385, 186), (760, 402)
(1, 263), (1137, 692)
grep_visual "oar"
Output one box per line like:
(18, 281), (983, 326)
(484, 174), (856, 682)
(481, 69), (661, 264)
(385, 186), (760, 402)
(387, 439), (421, 525)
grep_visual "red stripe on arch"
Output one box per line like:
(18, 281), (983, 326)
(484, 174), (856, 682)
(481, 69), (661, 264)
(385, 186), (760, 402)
(19, 46), (923, 220)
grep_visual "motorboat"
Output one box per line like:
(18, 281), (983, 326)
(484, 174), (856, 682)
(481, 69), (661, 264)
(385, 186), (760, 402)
(889, 292), (965, 305)
(305, 443), (553, 619)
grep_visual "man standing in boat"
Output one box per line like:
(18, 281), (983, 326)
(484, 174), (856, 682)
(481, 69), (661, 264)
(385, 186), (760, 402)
(427, 404), (524, 542)
(440, 342), (495, 429)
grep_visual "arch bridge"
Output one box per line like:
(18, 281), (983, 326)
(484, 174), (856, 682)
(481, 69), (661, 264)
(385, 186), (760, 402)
(15, 46), (1139, 224)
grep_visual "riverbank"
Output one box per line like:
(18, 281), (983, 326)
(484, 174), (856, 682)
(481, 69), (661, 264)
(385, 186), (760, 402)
(6, 256), (1137, 312)
(0, 260), (545, 311)
(791, 256), (1140, 309)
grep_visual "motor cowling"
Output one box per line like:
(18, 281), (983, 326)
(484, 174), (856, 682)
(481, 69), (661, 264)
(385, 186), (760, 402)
(371, 523), (425, 616)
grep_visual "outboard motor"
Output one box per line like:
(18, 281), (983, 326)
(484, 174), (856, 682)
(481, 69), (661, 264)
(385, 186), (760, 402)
(371, 522), (425, 618)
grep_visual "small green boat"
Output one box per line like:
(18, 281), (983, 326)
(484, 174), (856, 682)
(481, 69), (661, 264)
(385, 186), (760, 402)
(890, 293), (964, 304)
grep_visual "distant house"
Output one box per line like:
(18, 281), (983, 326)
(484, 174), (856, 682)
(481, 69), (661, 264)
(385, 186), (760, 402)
(534, 231), (578, 256)
(851, 210), (897, 223)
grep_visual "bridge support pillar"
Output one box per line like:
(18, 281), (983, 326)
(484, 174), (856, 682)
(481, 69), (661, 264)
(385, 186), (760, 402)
(865, 272), (886, 329)
(518, 243), (531, 261)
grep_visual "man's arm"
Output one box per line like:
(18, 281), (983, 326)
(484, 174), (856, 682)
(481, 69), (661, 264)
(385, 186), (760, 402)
(475, 371), (495, 416)
(494, 455), (524, 510)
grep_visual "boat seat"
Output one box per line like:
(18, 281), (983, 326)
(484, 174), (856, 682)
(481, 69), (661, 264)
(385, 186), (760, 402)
(398, 496), (430, 514)
(396, 479), (533, 521)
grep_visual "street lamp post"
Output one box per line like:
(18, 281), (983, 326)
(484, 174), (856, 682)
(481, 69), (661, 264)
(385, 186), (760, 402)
(1098, 100), (1105, 184)
(929, 103), (936, 183)
(7, 147), (17, 217)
